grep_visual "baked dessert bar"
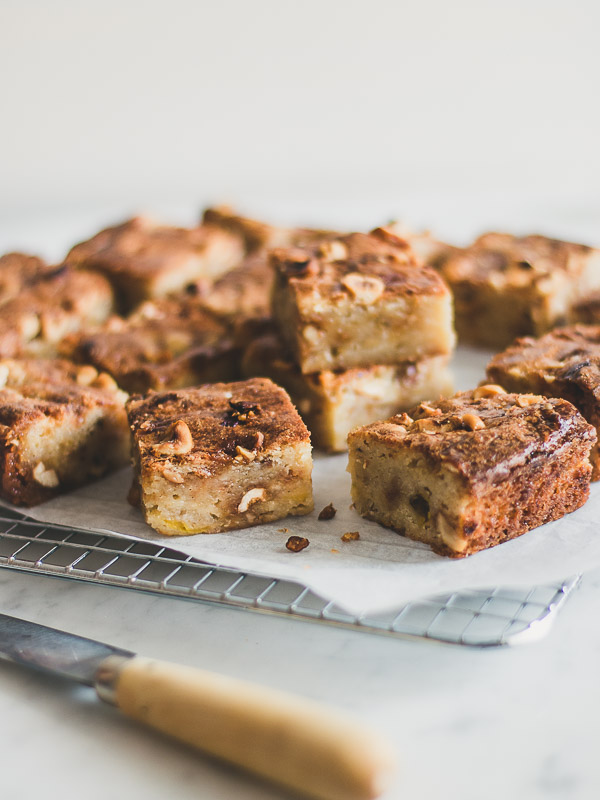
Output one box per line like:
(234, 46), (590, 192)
(379, 222), (458, 270)
(348, 386), (595, 557)
(0, 358), (130, 506)
(242, 334), (453, 452)
(486, 325), (600, 478)
(66, 296), (237, 394)
(201, 205), (338, 254)
(440, 232), (600, 348)
(0, 267), (114, 358)
(197, 252), (274, 327)
(65, 216), (245, 310)
(271, 229), (455, 374)
(127, 378), (313, 535)
(0, 252), (53, 304)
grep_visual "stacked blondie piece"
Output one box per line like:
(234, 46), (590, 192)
(243, 227), (455, 450)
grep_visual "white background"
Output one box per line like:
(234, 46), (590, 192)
(2, 0), (600, 249)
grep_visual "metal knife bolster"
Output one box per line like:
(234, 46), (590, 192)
(94, 654), (132, 705)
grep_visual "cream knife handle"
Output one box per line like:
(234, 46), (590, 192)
(95, 655), (395, 800)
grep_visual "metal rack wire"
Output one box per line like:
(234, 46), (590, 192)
(0, 509), (578, 647)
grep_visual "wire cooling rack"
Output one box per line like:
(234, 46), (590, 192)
(0, 508), (578, 648)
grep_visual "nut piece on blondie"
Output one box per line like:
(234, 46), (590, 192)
(0, 358), (130, 506)
(242, 334), (453, 452)
(486, 324), (600, 478)
(440, 232), (600, 348)
(271, 230), (455, 373)
(127, 378), (314, 535)
(348, 389), (595, 557)
(66, 295), (238, 394)
(0, 267), (114, 359)
(65, 216), (245, 310)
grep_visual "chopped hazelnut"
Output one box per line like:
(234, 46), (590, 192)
(154, 419), (194, 455)
(237, 487), (267, 513)
(341, 531), (360, 542)
(370, 226), (411, 249)
(76, 365), (99, 386)
(318, 503), (337, 521)
(516, 395), (539, 407)
(414, 418), (438, 434)
(93, 372), (119, 391)
(461, 413), (485, 431)
(340, 273), (385, 304)
(160, 465), (184, 484)
(474, 384), (506, 399)
(32, 462), (59, 488)
(318, 240), (348, 262)
(234, 445), (256, 462)
(286, 535), (309, 552)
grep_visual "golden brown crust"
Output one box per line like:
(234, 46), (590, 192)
(68, 296), (237, 394)
(271, 232), (447, 301)
(0, 358), (129, 506)
(65, 216), (245, 309)
(0, 267), (114, 358)
(196, 253), (274, 322)
(358, 390), (596, 487)
(486, 325), (600, 477)
(127, 378), (310, 477)
(0, 252), (52, 303)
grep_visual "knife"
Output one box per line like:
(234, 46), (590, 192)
(0, 612), (395, 800)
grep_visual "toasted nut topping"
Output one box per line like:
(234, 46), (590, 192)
(286, 535), (309, 552)
(461, 413), (485, 431)
(370, 226), (411, 248)
(20, 313), (41, 340)
(516, 394), (539, 407)
(224, 400), (261, 427)
(318, 240), (348, 261)
(237, 487), (266, 513)
(414, 418), (438, 434)
(160, 465), (184, 484)
(340, 273), (385, 304)
(473, 384), (506, 399)
(418, 403), (443, 417)
(318, 503), (337, 521)
(76, 365), (98, 386)
(32, 462), (59, 488)
(437, 513), (467, 553)
(395, 412), (414, 426)
(93, 372), (119, 391)
(341, 531), (360, 542)
(234, 445), (256, 462)
(155, 420), (193, 455)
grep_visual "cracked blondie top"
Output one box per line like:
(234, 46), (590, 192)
(487, 325), (600, 477)
(127, 378), (313, 535)
(348, 386), (595, 557)
(65, 216), (245, 309)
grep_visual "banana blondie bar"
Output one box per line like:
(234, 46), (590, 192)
(65, 216), (245, 310)
(440, 233), (600, 348)
(242, 334), (452, 452)
(486, 325), (600, 478)
(127, 378), (313, 535)
(271, 229), (455, 374)
(348, 387), (595, 557)
(0, 358), (129, 506)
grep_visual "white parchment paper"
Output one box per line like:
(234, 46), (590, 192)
(9, 347), (600, 616)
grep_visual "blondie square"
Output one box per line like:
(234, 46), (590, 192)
(486, 325), (600, 478)
(242, 334), (453, 452)
(0, 252), (53, 304)
(440, 232), (600, 348)
(348, 386), (595, 557)
(0, 358), (130, 506)
(0, 267), (114, 359)
(66, 296), (237, 394)
(271, 230), (455, 374)
(127, 378), (314, 535)
(65, 216), (245, 310)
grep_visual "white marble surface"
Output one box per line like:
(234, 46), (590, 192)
(1, 565), (600, 800)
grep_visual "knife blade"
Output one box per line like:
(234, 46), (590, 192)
(0, 613), (395, 800)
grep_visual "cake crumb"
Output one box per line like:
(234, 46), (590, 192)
(341, 531), (360, 542)
(318, 502), (337, 521)
(286, 535), (309, 552)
